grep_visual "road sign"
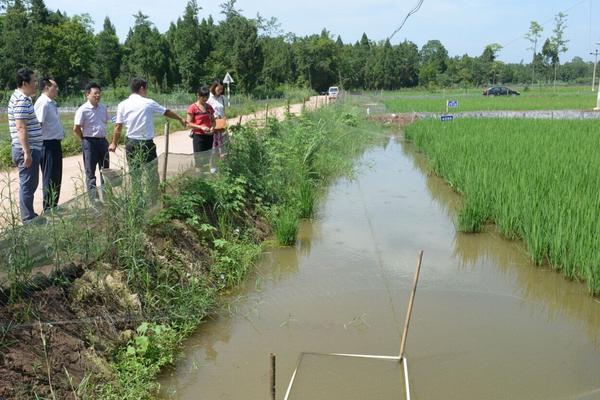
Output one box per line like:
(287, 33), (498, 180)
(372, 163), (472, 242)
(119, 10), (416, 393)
(223, 72), (234, 84)
(447, 100), (458, 108)
(440, 115), (454, 122)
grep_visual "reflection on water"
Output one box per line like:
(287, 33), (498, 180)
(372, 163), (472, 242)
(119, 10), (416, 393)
(159, 134), (600, 400)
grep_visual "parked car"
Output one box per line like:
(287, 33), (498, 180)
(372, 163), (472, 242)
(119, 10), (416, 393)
(328, 86), (339, 99)
(483, 86), (520, 96)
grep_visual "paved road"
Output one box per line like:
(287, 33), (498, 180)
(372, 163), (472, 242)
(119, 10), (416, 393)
(0, 95), (329, 220)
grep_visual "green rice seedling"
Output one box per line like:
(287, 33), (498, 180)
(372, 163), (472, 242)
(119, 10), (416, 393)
(405, 117), (600, 294)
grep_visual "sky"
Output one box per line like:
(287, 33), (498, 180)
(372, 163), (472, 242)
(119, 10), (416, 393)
(44, 0), (600, 64)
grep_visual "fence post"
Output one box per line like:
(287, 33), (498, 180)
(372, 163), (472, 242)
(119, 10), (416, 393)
(270, 353), (276, 400)
(265, 103), (269, 126)
(162, 121), (169, 182)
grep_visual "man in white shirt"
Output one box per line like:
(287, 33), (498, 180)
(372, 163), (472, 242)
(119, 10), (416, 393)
(109, 78), (185, 192)
(34, 77), (64, 211)
(74, 82), (109, 199)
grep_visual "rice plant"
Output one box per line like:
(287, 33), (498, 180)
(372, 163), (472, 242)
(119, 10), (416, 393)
(405, 117), (600, 294)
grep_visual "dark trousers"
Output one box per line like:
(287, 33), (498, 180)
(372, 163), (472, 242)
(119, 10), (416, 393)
(192, 134), (213, 167)
(41, 139), (62, 211)
(12, 147), (42, 222)
(125, 138), (160, 199)
(82, 137), (109, 198)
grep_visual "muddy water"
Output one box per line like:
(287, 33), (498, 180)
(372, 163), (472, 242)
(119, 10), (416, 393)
(159, 136), (600, 400)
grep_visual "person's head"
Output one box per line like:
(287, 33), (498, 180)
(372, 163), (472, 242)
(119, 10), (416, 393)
(210, 81), (224, 96)
(16, 68), (37, 96)
(40, 77), (58, 100)
(196, 86), (210, 103)
(130, 77), (148, 96)
(85, 82), (102, 106)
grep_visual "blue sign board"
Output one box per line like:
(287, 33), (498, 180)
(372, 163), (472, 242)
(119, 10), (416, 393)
(440, 115), (454, 122)
(447, 100), (458, 108)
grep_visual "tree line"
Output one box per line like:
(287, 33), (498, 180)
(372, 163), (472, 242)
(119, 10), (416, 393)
(0, 0), (594, 96)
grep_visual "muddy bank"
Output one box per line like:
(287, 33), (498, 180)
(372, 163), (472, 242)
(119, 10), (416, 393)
(0, 218), (233, 398)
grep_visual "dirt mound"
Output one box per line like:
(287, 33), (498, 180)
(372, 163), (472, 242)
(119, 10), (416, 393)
(0, 268), (139, 399)
(371, 113), (419, 127)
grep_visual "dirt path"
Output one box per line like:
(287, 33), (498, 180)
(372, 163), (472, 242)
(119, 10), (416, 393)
(0, 95), (329, 220)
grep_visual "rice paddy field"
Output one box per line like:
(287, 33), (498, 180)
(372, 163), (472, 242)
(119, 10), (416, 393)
(404, 118), (600, 294)
(383, 85), (598, 113)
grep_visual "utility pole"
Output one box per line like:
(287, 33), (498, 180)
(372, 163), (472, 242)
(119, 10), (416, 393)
(591, 49), (599, 91)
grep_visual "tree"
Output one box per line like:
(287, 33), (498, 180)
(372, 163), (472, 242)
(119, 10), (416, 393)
(525, 21), (543, 84)
(123, 12), (171, 90)
(169, 0), (204, 91)
(294, 33), (339, 92)
(42, 15), (96, 91)
(481, 43), (503, 84)
(220, 0), (241, 20)
(550, 12), (568, 89)
(96, 17), (122, 88)
(0, 0), (31, 88)
(420, 40), (448, 73)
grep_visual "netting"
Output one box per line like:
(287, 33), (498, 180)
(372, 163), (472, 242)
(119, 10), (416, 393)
(284, 353), (408, 400)
(0, 142), (226, 295)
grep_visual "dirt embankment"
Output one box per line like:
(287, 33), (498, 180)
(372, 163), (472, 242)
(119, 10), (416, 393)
(370, 113), (419, 127)
(0, 219), (224, 399)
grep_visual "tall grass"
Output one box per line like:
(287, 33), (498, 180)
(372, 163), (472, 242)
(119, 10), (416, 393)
(223, 103), (383, 246)
(405, 118), (600, 293)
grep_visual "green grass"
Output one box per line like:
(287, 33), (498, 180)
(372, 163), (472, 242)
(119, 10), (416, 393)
(405, 117), (600, 294)
(381, 85), (598, 113)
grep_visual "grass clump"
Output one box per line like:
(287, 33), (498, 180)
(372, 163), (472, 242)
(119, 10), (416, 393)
(405, 117), (600, 294)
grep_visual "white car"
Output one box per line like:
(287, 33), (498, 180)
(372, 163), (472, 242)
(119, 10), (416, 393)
(327, 86), (339, 100)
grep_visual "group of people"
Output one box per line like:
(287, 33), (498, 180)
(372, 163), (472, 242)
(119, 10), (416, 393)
(7, 67), (227, 223)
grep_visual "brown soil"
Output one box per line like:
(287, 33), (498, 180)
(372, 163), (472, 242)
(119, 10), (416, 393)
(370, 113), (419, 127)
(0, 212), (269, 399)
(0, 279), (127, 399)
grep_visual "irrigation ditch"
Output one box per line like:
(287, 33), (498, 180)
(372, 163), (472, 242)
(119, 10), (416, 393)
(1, 99), (600, 399)
(0, 103), (393, 399)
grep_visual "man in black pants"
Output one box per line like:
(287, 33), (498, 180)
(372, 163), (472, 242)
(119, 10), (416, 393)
(34, 77), (64, 211)
(110, 78), (185, 195)
(74, 82), (110, 200)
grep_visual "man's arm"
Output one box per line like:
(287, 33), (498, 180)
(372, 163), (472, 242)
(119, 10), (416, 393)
(15, 119), (32, 168)
(109, 123), (122, 152)
(164, 109), (186, 127)
(73, 125), (83, 140)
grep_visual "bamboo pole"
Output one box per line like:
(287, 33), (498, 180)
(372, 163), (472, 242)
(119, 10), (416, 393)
(270, 353), (276, 400)
(162, 121), (170, 182)
(399, 250), (424, 361)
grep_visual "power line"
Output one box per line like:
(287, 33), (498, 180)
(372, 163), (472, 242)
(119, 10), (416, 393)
(388, 0), (425, 42)
(501, 0), (587, 51)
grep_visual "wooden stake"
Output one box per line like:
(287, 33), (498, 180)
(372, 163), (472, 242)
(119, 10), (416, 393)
(162, 121), (170, 182)
(265, 103), (269, 126)
(399, 250), (424, 361)
(270, 353), (276, 400)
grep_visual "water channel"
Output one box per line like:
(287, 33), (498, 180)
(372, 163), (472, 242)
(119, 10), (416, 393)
(159, 134), (600, 400)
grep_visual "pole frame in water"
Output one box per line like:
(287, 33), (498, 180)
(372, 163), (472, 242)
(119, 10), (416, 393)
(399, 250), (424, 361)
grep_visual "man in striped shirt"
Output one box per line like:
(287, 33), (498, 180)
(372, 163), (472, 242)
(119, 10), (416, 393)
(8, 68), (43, 222)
